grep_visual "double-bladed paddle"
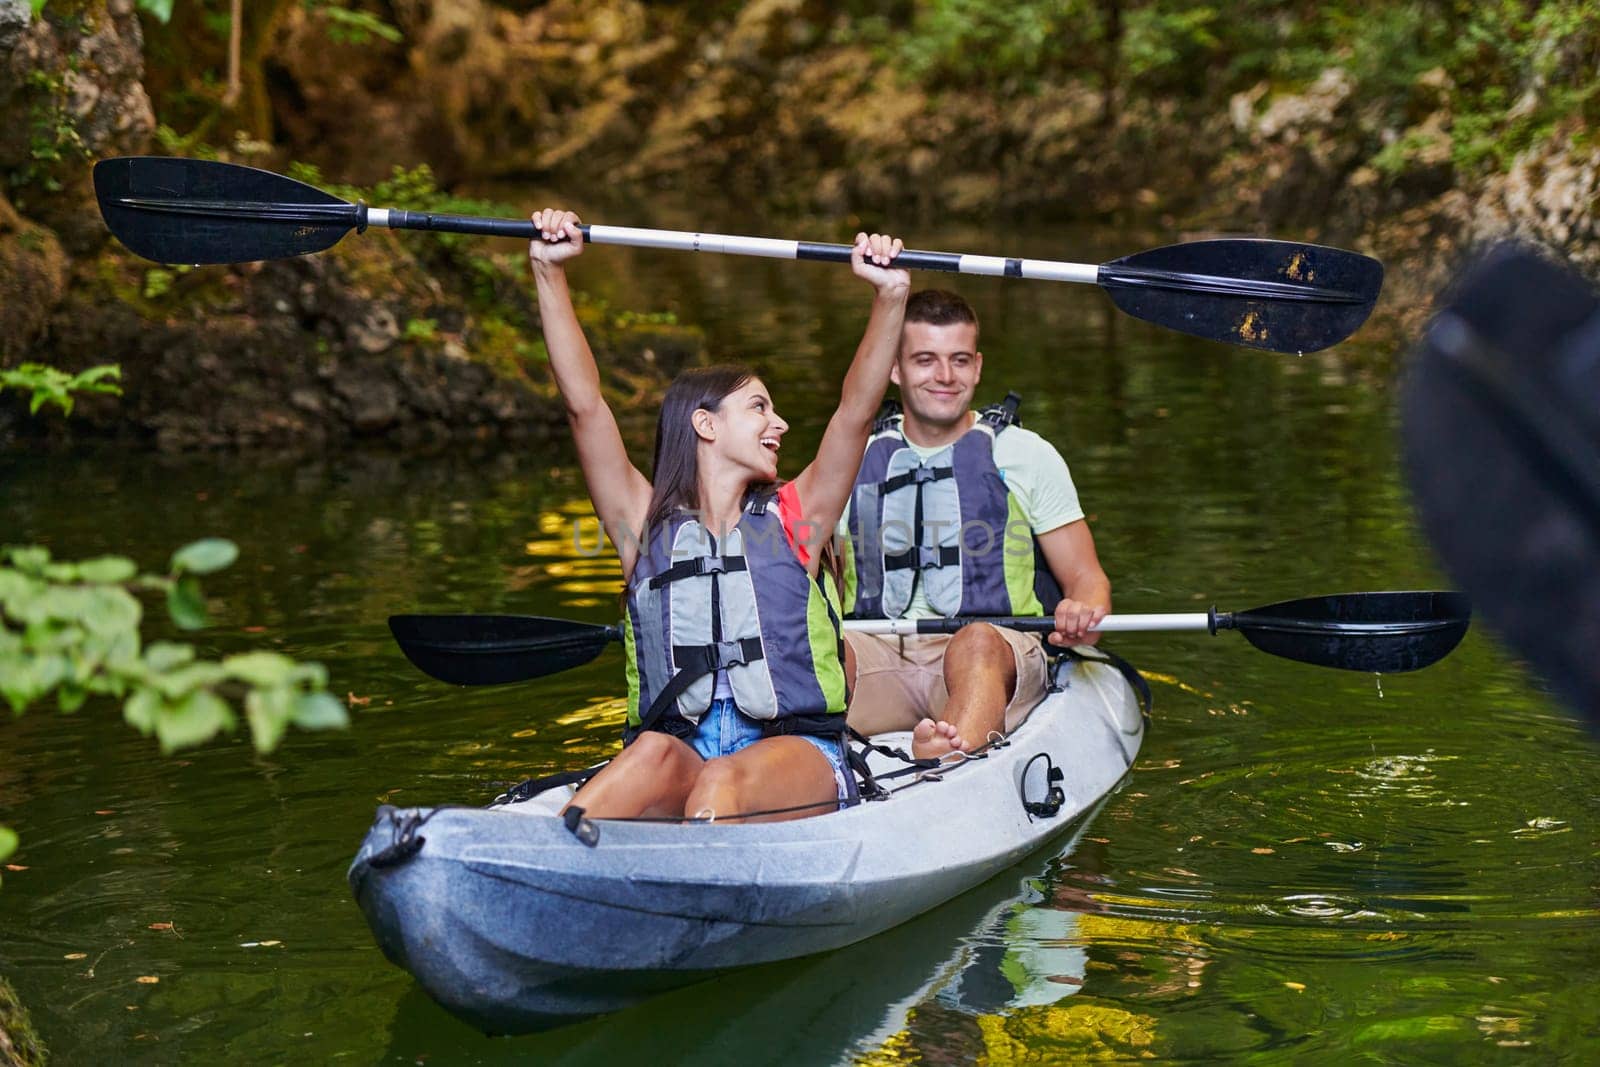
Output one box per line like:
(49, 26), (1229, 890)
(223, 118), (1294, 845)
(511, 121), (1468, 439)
(93, 156), (1383, 354)
(387, 591), (1470, 687)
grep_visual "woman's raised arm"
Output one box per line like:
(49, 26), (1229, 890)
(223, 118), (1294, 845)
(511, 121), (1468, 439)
(791, 233), (910, 552)
(528, 210), (652, 575)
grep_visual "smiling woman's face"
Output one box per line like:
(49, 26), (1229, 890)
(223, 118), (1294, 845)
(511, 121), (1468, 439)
(697, 377), (788, 482)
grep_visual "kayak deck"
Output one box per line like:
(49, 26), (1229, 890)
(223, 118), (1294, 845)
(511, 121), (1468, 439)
(349, 650), (1146, 1032)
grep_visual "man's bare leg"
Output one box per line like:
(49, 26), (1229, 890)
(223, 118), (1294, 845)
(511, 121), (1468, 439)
(913, 623), (1017, 759)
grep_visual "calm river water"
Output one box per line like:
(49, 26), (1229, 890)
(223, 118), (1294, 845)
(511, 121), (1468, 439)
(3, 217), (1598, 1063)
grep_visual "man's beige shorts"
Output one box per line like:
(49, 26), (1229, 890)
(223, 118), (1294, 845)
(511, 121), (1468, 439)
(843, 627), (1050, 737)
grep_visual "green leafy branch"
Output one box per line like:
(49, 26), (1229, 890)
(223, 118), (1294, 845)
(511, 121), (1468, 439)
(0, 363), (123, 417)
(303, 0), (403, 46)
(0, 539), (348, 755)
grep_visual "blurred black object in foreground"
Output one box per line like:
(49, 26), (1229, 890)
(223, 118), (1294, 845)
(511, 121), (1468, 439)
(1400, 244), (1600, 731)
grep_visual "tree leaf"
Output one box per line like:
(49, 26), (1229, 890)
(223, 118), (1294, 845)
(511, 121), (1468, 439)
(36, 585), (93, 624)
(3, 546), (50, 573)
(0, 653), (39, 713)
(143, 641), (196, 672)
(155, 689), (235, 754)
(75, 556), (138, 584)
(224, 651), (295, 688)
(57, 684), (89, 713)
(166, 576), (208, 630)
(170, 538), (239, 577)
(151, 662), (228, 700)
(0, 826), (16, 864)
(288, 660), (329, 689)
(292, 691), (349, 731)
(82, 586), (143, 635)
(138, 0), (176, 25)
(123, 688), (161, 735)
(245, 687), (292, 752)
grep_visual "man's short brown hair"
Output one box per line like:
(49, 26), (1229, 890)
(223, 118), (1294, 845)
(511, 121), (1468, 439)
(905, 289), (978, 335)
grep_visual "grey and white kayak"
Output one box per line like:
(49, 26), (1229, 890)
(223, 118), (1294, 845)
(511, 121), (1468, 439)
(347, 649), (1147, 1033)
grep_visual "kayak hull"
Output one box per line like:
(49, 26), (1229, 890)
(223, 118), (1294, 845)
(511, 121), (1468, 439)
(349, 651), (1145, 1032)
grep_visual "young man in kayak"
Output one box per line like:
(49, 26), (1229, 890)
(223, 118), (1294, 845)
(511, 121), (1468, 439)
(838, 289), (1111, 759)
(527, 209), (910, 822)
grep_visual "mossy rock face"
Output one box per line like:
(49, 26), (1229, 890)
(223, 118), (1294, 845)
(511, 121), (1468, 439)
(11, 228), (705, 450)
(0, 0), (154, 250)
(0, 975), (47, 1067)
(0, 191), (69, 364)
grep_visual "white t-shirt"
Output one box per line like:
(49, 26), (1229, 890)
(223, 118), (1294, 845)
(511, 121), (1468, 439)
(838, 413), (1085, 617)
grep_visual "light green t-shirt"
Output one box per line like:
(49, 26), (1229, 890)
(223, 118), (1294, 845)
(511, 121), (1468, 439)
(837, 413), (1085, 618)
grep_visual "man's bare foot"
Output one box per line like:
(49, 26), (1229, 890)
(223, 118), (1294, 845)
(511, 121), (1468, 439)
(912, 718), (966, 761)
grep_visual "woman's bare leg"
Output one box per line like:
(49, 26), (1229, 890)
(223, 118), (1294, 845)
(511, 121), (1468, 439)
(564, 731), (705, 819)
(683, 736), (839, 824)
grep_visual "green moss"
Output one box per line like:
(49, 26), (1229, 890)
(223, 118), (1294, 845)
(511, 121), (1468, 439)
(0, 975), (47, 1066)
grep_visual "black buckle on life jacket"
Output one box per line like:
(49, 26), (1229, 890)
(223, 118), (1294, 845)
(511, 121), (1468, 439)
(648, 554), (749, 588)
(712, 637), (759, 668)
(979, 391), (1024, 432)
(880, 464), (954, 495)
(885, 544), (961, 572)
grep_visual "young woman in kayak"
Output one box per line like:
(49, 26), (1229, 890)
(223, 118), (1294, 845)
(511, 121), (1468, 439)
(527, 209), (909, 823)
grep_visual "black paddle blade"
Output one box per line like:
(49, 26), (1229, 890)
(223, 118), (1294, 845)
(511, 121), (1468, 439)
(1401, 245), (1600, 728)
(1227, 591), (1471, 673)
(1100, 238), (1383, 354)
(388, 614), (619, 686)
(94, 156), (360, 264)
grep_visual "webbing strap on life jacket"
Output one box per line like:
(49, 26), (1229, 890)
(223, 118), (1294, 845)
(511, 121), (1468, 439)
(648, 555), (749, 588)
(626, 635), (765, 743)
(979, 391), (1024, 432)
(879, 464), (955, 495)
(870, 398), (903, 434)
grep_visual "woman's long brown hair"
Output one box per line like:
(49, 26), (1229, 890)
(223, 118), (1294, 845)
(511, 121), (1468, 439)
(643, 364), (768, 536)
(637, 363), (845, 598)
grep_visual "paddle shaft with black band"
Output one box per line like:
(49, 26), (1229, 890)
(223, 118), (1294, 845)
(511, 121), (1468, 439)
(386, 591), (1472, 687)
(94, 156), (1385, 354)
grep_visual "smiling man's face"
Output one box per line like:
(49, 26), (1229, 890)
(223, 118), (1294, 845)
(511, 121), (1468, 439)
(892, 320), (983, 430)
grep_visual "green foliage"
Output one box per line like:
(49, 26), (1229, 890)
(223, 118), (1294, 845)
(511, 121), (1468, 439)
(153, 123), (223, 161)
(0, 364), (123, 417)
(139, 0), (175, 23)
(403, 317), (439, 343)
(289, 162), (513, 246)
(0, 540), (347, 755)
(1121, 5), (1223, 86)
(143, 268), (175, 300)
(303, 0), (403, 46)
(12, 66), (88, 197)
(612, 309), (681, 329)
(874, 0), (1104, 88)
(833, 2), (1600, 177)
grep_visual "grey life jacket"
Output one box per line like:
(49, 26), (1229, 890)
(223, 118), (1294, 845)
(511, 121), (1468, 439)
(622, 492), (847, 743)
(843, 393), (1063, 619)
